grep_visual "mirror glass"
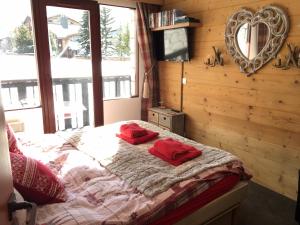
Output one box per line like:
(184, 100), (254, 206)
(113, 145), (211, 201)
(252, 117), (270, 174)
(237, 23), (269, 60)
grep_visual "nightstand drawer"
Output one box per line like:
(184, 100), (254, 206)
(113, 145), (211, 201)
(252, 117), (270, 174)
(159, 114), (171, 128)
(148, 111), (159, 123)
(148, 107), (184, 136)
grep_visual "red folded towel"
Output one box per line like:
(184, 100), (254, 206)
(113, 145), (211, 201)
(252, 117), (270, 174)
(153, 138), (194, 160)
(120, 123), (148, 138)
(117, 130), (159, 145)
(149, 138), (202, 166)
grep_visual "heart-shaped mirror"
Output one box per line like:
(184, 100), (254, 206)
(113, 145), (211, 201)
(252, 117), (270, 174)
(237, 23), (269, 60)
(225, 6), (289, 76)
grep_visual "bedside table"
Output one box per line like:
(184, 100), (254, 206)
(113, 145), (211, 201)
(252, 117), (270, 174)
(148, 107), (185, 136)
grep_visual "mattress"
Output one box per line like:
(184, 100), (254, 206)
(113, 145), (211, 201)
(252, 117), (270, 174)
(17, 120), (249, 225)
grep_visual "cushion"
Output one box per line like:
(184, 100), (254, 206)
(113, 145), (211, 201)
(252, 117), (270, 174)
(6, 123), (23, 155)
(10, 152), (66, 205)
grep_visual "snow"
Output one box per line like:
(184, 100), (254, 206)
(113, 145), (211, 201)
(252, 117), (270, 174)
(0, 54), (135, 80)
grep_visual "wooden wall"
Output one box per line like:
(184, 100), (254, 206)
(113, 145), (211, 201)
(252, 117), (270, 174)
(160, 0), (300, 200)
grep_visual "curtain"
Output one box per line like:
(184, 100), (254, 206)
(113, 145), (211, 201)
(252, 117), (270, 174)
(136, 2), (160, 121)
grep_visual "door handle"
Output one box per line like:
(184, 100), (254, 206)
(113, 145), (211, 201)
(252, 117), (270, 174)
(8, 193), (37, 225)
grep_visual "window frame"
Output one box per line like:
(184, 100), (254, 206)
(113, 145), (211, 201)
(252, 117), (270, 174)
(99, 3), (139, 99)
(31, 0), (103, 133)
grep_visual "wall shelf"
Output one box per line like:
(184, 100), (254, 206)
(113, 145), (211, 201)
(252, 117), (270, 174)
(151, 22), (200, 31)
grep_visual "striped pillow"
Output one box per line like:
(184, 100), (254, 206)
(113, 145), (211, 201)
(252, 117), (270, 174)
(6, 123), (23, 155)
(10, 152), (66, 205)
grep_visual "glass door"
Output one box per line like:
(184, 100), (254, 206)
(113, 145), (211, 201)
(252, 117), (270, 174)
(32, 0), (103, 133)
(46, 6), (94, 130)
(0, 0), (44, 134)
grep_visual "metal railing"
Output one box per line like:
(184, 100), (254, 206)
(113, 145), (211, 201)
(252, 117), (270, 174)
(1, 75), (131, 130)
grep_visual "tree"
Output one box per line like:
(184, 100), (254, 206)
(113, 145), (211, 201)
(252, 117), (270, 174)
(78, 11), (90, 56)
(115, 24), (130, 59)
(100, 6), (115, 57)
(122, 24), (130, 57)
(13, 24), (34, 53)
(78, 7), (116, 57)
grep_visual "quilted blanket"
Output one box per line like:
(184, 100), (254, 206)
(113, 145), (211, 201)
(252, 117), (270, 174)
(17, 121), (249, 225)
(62, 120), (239, 197)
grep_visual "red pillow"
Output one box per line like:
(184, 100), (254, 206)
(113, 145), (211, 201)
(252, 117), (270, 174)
(10, 152), (66, 205)
(6, 123), (23, 155)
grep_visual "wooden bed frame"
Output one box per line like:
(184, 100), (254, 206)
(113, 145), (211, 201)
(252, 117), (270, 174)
(176, 181), (249, 225)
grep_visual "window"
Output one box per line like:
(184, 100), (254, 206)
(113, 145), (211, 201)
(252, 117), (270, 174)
(46, 6), (96, 131)
(0, 0), (44, 133)
(99, 5), (138, 99)
(0, 0), (138, 133)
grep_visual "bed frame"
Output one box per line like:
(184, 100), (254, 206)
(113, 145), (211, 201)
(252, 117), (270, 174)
(176, 181), (249, 225)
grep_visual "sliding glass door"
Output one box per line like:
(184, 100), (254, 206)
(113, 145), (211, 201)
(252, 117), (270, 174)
(46, 6), (95, 130)
(0, 0), (44, 134)
(31, 0), (103, 133)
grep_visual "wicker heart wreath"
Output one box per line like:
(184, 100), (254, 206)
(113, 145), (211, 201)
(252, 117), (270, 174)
(225, 5), (289, 76)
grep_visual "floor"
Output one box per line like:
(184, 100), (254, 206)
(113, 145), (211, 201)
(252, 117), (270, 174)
(235, 181), (298, 225)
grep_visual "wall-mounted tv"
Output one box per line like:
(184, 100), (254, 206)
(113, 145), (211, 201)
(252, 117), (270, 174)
(155, 28), (191, 62)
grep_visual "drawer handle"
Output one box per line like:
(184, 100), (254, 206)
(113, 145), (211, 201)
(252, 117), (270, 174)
(163, 117), (166, 120)
(152, 113), (155, 116)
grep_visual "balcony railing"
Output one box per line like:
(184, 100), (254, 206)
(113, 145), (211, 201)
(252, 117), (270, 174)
(1, 75), (131, 130)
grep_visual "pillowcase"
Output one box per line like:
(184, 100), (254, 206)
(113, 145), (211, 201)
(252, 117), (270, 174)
(6, 123), (23, 155)
(10, 152), (66, 205)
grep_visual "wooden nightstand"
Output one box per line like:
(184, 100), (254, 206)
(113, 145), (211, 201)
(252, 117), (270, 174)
(148, 107), (185, 136)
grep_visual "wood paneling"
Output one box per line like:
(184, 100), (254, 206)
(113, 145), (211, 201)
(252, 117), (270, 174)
(161, 0), (300, 200)
(159, 61), (182, 110)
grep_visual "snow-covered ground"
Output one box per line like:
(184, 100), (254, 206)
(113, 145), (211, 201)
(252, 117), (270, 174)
(0, 54), (135, 80)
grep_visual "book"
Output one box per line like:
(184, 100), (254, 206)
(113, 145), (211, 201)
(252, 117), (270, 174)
(149, 9), (186, 29)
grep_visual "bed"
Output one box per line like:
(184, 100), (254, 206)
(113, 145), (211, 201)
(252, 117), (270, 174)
(15, 120), (250, 225)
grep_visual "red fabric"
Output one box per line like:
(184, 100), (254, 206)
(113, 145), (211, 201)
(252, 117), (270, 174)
(10, 152), (66, 205)
(151, 174), (240, 225)
(117, 130), (159, 145)
(153, 138), (202, 160)
(149, 139), (202, 166)
(120, 123), (148, 138)
(136, 3), (161, 121)
(5, 123), (23, 155)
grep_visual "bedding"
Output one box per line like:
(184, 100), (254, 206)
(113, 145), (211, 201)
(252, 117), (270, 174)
(152, 174), (240, 225)
(17, 120), (250, 225)
(61, 121), (242, 197)
(6, 123), (23, 154)
(10, 152), (66, 204)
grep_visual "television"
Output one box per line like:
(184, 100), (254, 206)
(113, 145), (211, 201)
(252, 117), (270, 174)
(155, 28), (191, 62)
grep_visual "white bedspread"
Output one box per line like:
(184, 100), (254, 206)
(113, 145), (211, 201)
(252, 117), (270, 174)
(61, 120), (238, 197)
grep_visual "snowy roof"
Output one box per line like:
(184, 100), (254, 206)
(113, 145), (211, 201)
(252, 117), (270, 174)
(48, 24), (80, 39)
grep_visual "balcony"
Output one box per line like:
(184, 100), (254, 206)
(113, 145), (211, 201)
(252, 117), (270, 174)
(1, 75), (131, 132)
